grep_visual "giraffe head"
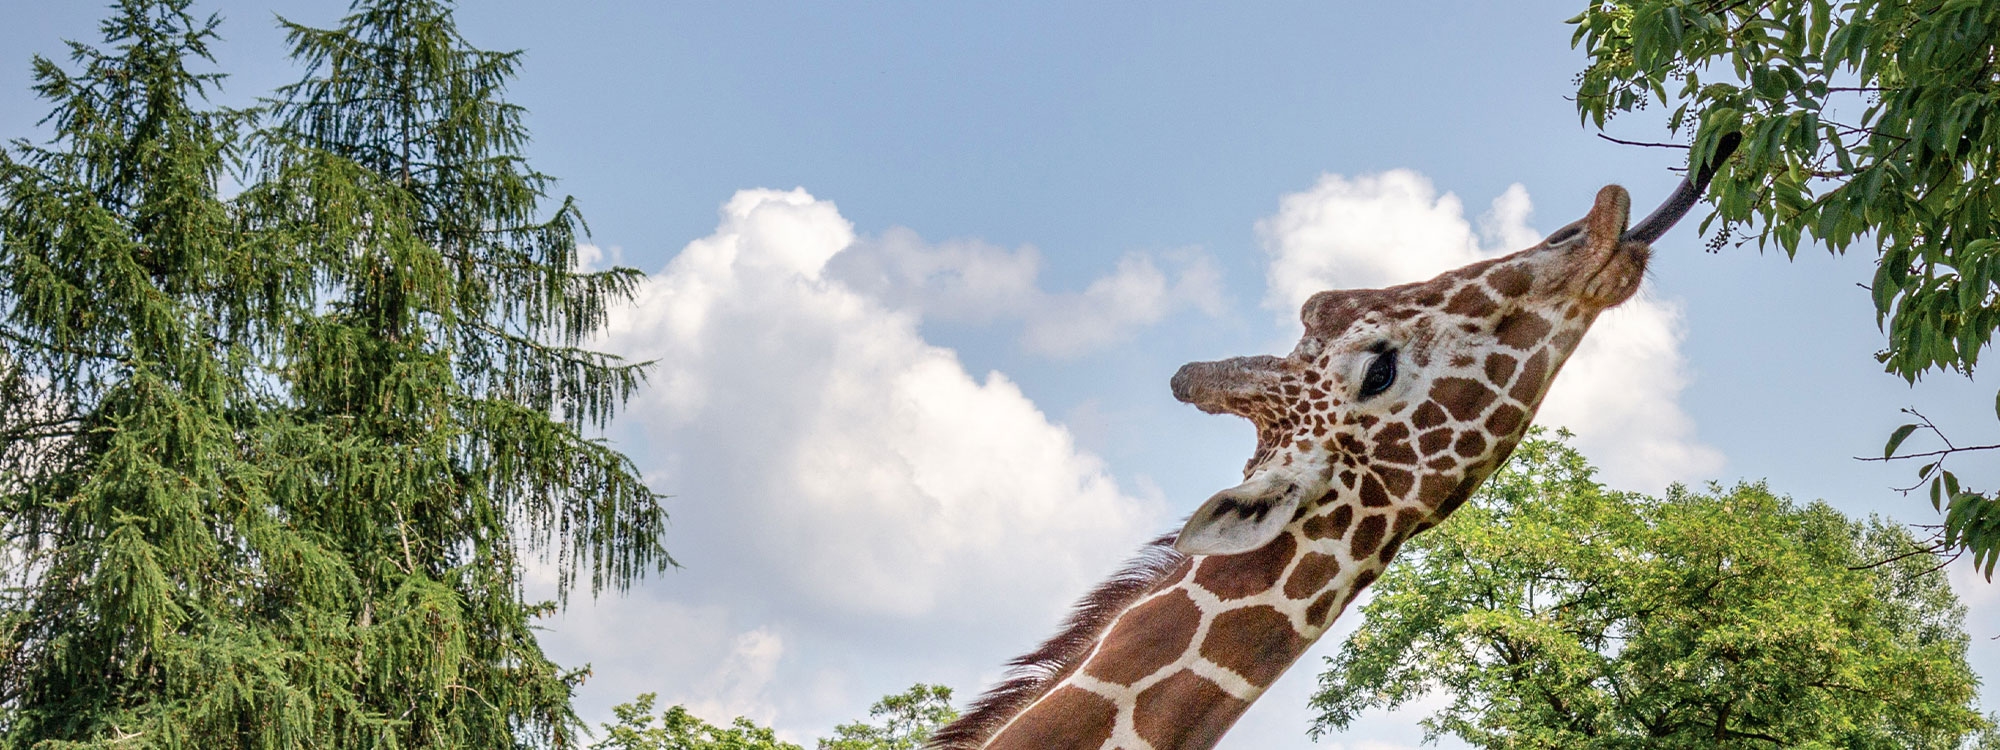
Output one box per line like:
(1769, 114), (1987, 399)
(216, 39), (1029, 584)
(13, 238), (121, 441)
(1172, 183), (1663, 555)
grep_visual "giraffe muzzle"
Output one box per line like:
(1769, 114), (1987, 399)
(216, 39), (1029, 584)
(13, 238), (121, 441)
(1170, 355), (1286, 419)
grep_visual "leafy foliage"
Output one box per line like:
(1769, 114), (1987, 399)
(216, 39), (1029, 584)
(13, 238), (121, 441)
(0, 1), (668, 747)
(817, 684), (956, 750)
(590, 685), (955, 750)
(1569, 0), (2000, 577)
(1311, 433), (1988, 748)
(589, 695), (801, 750)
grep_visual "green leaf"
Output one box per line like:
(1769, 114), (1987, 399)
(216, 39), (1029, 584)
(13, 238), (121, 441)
(1883, 423), (1920, 458)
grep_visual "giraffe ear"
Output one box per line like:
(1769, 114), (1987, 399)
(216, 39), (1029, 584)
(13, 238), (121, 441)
(1173, 475), (1307, 556)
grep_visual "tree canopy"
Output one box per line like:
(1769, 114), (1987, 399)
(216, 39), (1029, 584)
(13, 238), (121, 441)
(590, 694), (801, 750)
(1311, 433), (1989, 748)
(0, 1), (668, 747)
(1568, 0), (2000, 578)
(816, 684), (956, 750)
(589, 685), (957, 750)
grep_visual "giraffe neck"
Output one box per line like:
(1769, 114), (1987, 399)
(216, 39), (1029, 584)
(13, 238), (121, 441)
(931, 174), (1714, 750)
(940, 498), (1431, 750)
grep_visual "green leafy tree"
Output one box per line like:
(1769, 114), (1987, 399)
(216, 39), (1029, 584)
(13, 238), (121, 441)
(1311, 432), (1988, 748)
(817, 684), (956, 750)
(0, 0), (668, 747)
(593, 684), (955, 750)
(589, 695), (801, 750)
(1568, 0), (2000, 578)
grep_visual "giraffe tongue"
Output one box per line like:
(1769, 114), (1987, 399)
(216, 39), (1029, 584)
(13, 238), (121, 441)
(1622, 131), (1742, 244)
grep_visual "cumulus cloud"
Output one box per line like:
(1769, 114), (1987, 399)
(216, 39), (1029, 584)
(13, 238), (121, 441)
(574, 242), (624, 272)
(829, 227), (1224, 357)
(547, 188), (1166, 734)
(1256, 170), (1723, 490)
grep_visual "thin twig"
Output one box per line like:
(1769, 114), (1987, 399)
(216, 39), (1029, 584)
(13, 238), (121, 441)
(1916, 549), (1963, 578)
(1597, 133), (1691, 149)
(1848, 540), (1949, 571)
(1858, 443), (2000, 462)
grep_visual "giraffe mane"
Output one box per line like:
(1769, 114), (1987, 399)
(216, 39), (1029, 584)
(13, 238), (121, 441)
(927, 531), (1188, 749)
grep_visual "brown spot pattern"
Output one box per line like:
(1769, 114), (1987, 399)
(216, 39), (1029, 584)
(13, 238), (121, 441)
(1133, 672), (1247, 750)
(1350, 513), (1388, 558)
(1416, 473), (1455, 509)
(1200, 605), (1308, 687)
(1084, 590), (1202, 686)
(1444, 286), (1498, 318)
(1418, 427), (1452, 456)
(1485, 404), (1526, 437)
(1306, 589), (1341, 627)
(1304, 504), (1354, 540)
(1484, 353), (1517, 387)
(1495, 310), (1553, 350)
(1378, 466), (1414, 496)
(1194, 533), (1296, 600)
(1511, 350), (1549, 403)
(1285, 552), (1341, 599)
(1454, 430), (1487, 458)
(1412, 401), (1448, 430)
(1358, 474), (1391, 507)
(1391, 508), (1424, 540)
(1488, 264), (1533, 297)
(987, 686), (1116, 750)
(1369, 423), (1416, 465)
(1429, 377), (1498, 422)
(1377, 538), (1404, 564)
(1342, 569), (1380, 608)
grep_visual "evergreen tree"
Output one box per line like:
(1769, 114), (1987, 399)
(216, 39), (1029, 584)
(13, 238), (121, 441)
(0, 1), (670, 747)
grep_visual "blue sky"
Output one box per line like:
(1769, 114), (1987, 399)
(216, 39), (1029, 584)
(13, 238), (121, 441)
(6, 2), (1996, 748)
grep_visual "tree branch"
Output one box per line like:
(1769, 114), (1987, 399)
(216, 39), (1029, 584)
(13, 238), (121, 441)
(1858, 443), (2000, 462)
(1597, 133), (1689, 149)
(1848, 540), (1950, 571)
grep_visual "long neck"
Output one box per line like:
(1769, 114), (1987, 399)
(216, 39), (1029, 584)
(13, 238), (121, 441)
(939, 500), (1430, 750)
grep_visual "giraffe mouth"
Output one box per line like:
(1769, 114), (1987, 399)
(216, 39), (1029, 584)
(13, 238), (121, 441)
(1545, 184), (1647, 309)
(1575, 190), (1650, 307)
(1575, 239), (1651, 307)
(1565, 131), (1742, 308)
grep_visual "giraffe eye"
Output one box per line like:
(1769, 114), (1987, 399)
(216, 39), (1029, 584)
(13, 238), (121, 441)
(1359, 349), (1398, 398)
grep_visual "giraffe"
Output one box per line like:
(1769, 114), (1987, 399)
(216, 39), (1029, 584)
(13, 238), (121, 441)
(927, 137), (1740, 750)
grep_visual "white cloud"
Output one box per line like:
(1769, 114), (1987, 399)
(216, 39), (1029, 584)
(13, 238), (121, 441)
(828, 227), (1224, 358)
(1256, 171), (1723, 491)
(574, 242), (624, 273)
(685, 628), (788, 726)
(552, 188), (1166, 735)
